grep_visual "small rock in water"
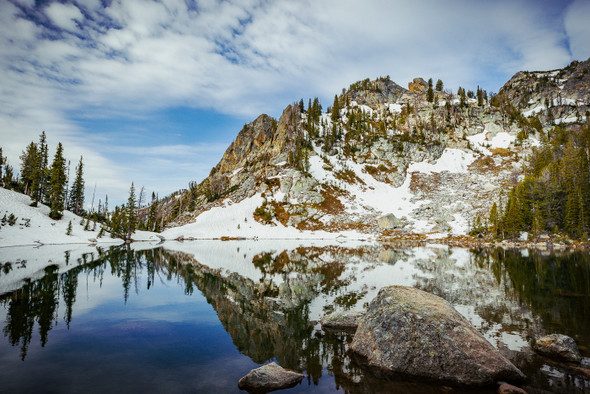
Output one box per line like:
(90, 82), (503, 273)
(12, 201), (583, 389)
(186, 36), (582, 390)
(533, 334), (582, 363)
(320, 310), (364, 330)
(238, 362), (304, 393)
(498, 382), (528, 393)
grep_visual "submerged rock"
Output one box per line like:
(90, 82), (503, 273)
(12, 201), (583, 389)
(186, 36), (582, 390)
(497, 382), (528, 393)
(350, 286), (525, 386)
(320, 311), (364, 331)
(238, 362), (304, 393)
(533, 334), (582, 363)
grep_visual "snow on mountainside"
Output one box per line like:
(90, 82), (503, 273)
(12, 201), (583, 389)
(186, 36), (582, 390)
(156, 59), (590, 240)
(0, 187), (159, 247)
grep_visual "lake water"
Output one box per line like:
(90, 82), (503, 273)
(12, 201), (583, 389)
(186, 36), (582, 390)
(0, 241), (589, 393)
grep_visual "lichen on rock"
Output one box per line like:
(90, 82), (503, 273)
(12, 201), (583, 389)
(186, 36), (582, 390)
(350, 285), (525, 386)
(533, 334), (582, 363)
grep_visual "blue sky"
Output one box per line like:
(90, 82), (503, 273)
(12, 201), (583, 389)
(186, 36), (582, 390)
(1, 0), (589, 206)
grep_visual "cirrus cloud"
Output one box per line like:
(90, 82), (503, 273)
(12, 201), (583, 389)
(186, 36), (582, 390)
(0, 0), (588, 204)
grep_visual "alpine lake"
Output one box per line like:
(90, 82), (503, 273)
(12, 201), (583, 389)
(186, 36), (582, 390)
(0, 240), (589, 393)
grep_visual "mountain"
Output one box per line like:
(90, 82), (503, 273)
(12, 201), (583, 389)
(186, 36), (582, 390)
(159, 58), (590, 241)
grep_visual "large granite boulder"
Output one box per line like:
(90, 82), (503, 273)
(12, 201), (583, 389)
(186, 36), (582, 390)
(350, 286), (525, 386)
(238, 362), (304, 393)
(377, 213), (403, 229)
(533, 334), (582, 363)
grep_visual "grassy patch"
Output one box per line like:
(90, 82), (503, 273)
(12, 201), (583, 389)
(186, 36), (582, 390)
(491, 148), (512, 157)
(469, 155), (496, 172)
(334, 169), (365, 185)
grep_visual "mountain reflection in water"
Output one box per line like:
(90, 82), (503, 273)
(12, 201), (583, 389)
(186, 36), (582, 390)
(0, 243), (588, 393)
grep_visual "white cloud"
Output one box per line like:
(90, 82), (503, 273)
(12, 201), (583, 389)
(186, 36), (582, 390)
(0, 0), (585, 204)
(565, 0), (590, 60)
(44, 2), (84, 31)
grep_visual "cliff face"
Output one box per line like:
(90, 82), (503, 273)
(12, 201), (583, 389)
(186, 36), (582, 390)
(158, 58), (590, 238)
(215, 104), (303, 175)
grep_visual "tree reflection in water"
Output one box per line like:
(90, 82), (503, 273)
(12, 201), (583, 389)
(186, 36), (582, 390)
(0, 244), (588, 393)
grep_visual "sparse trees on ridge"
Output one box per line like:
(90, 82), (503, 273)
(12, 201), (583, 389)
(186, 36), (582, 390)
(9, 133), (87, 220)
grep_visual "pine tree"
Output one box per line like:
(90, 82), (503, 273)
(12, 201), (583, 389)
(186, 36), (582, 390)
(48, 143), (67, 219)
(427, 78), (434, 103)
(476, 86), (484, 107)
(331, 94), (340, 122)
(299, 99), (305, 112)
(66, 220), (72, 235)
(458, 87), (467, 107)
(36, 132), (49, 203)
(531, 203), (543, 236)
(3, 163), (14, 189)
(435, 79), (443, 92)
(20, 142), (38, 197)
(125, 182), (137, 240)
(69, 156), (85, 215)
(489, 202), (499, 238)
(0, 147), (4, 181)
(147, 192), (160, 232)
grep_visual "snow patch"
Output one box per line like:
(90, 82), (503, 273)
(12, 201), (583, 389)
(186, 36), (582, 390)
(489, 132), (515, 149)
(408, 149), (476, 174)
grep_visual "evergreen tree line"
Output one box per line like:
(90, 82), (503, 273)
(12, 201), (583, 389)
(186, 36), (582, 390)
(476, 123), (590, 240)
(107, 184), (163, 240)
(0, 132), (161, 239)
(0, 132), (85, 220)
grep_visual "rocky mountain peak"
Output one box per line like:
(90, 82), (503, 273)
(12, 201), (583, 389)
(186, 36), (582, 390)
(159, 59), (590, 239)
(345, 76), (407, 107)
(214, 104), (302, 175)
(497, 57), (590, 124)
(408, 77), (428, 92)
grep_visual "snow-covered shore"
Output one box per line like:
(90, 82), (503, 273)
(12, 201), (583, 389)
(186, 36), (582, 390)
(0, 187), (366, 250)
(160, 192), (368, 241)
(0, 187), (161, 248)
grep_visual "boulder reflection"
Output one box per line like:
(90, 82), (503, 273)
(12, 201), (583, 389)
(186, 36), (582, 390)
(1, 244), (588, 392)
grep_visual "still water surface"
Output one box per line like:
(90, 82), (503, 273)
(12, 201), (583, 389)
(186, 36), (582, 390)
(0, 242), (589, 393)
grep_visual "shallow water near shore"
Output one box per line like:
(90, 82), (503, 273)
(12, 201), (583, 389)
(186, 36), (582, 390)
(0, 241), (589, 393)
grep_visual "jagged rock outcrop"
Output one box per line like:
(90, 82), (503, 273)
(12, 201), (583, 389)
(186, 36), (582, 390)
(215, 104), (302, 175)
(408, 77), (428, 92)
(350, 286), (525, 386)
(346, 77), (407, 107)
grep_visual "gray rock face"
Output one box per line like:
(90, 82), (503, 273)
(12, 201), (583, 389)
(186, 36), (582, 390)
(320, 311), (364, 331)
(533, 334), (582, 363)
(350, 286), (525, 386)
(377, 213), (403, 229)
(238, 362), (304, 393)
